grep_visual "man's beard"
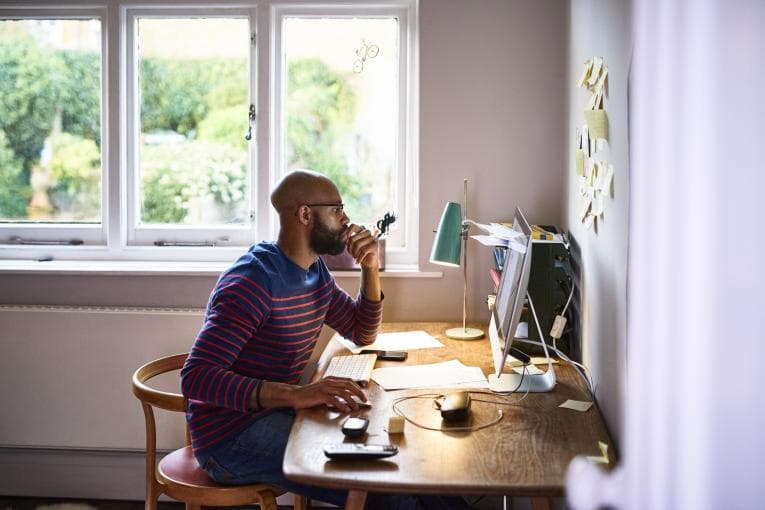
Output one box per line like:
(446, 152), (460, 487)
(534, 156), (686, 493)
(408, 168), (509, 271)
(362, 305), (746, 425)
(310, 218), (347, 255)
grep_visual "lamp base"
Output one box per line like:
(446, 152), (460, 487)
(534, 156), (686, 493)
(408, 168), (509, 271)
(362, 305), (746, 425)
(445, 327), (485, 340)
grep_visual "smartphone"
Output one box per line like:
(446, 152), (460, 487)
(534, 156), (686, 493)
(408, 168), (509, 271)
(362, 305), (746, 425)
(360, 350), (408, 361)
(341, 416), (369, 437)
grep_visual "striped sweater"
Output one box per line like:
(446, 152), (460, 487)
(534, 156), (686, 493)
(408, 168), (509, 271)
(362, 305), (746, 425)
(180, 242), (382, 457)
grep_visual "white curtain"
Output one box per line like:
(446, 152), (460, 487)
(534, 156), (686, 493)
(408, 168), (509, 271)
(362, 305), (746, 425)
(569, 1), (765, 508)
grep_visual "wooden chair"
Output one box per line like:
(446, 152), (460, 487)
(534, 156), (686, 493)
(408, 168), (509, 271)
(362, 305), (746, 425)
(132, 352), (308, 510)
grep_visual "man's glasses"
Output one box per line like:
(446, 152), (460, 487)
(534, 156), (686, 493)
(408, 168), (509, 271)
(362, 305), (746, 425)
(303, 203), (345, 215)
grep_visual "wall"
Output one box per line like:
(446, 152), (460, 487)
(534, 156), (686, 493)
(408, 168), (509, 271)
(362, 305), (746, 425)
(564, 0), (630, 447)
(0, 0), (568, 500)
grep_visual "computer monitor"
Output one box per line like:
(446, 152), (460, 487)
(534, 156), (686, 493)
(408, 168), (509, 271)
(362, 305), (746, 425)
(487, 207), (556, 393)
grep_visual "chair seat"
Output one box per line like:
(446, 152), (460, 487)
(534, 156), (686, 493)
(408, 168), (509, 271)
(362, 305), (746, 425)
(158, 446), (282, 506)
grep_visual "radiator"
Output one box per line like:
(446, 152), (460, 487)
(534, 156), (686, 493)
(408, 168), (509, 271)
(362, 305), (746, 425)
(0, 305), (206, 452)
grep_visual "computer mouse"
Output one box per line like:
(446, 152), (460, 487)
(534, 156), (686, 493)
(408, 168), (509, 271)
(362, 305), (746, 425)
(439, 391), (471, 422)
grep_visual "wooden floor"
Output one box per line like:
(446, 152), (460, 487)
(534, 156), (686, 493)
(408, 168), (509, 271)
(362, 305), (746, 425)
(0, 498), (297, 510)
(0, 495), (554, 510)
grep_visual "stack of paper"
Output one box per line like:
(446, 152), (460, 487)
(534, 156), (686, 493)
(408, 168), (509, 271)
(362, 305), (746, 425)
(335, 330), (443, 354)
(371, 359), (488, 390)
(469, 222), (527, 253)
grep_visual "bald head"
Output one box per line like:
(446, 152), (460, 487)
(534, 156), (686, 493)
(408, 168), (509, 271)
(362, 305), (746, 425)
(270, 170), (340, 216)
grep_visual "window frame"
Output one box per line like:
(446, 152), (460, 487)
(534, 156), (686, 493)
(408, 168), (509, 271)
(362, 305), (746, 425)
(123, 6), (258, 249)
(0, 0), (418, 266)
(271, 1), (419, 266)
(0, 6), (109, 249)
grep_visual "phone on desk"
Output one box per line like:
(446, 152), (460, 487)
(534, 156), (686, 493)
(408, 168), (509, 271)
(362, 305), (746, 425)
(360, 349), (407, 361)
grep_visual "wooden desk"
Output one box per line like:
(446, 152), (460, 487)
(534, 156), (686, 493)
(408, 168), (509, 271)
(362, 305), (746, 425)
(283, 322), (613, 510)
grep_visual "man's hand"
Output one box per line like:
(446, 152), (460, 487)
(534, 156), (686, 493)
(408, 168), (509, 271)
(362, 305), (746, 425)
(344, 224), (379, 269)
(256, 378), (367, 413)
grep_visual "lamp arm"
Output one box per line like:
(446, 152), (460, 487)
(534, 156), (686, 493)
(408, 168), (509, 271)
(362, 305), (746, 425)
(462, 218), (481, 230)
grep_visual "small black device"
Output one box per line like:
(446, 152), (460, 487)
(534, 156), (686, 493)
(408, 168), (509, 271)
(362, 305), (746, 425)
(341, 416), (369, 437)
(360, 350), (407, 361)
(438, 391), (471, 422)
(324, 443), (399, 460)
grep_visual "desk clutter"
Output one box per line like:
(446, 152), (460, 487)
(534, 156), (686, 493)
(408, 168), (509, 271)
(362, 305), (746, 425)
(284, 322), (614, 500)
(489, 225), (575, 357)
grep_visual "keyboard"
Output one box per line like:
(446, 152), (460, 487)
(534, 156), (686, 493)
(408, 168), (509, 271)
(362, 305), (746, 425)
(323, 353), (378, 386)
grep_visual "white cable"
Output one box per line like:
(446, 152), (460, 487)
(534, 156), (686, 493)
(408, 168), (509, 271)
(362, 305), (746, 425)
(561, 282), (575, 316)
(520, 337), (595, 395)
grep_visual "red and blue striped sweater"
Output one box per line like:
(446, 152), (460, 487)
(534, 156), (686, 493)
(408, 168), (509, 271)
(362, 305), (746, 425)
(180, 242), (382, 457)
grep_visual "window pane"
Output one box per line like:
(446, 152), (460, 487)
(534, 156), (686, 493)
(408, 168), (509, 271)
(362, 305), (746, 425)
(284, 18), (399, 236)
(0, 19), (102, 223)
(137, 17), (250, 226)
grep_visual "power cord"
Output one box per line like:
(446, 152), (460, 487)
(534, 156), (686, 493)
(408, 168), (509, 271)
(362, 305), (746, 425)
(390, 376), (536, 433)
(520, 284), (596, 395)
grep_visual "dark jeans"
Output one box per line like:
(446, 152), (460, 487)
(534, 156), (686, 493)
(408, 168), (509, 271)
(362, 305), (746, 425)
(195, 409), (472, 509)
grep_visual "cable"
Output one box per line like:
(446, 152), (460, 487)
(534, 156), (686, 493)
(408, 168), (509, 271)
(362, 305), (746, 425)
(561, 282), (575, 316)
(391, 389), (534, 433)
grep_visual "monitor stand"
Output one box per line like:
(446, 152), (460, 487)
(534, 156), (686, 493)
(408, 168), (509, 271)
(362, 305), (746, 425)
(487, 293), (556, 393)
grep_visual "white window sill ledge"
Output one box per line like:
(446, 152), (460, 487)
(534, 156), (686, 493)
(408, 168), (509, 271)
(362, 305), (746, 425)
(0, 259), (443, 278)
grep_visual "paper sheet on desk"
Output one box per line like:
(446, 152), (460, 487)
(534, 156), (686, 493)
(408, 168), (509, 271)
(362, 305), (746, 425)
(371, 359), (488, 390)
(334, 330), (443, 354)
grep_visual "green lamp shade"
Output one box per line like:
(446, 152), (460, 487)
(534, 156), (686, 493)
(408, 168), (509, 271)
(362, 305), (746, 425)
(429, 201), (462, 267)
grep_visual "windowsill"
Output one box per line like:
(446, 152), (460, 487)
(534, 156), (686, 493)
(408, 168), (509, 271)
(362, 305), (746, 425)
(0, 259), (443, 278)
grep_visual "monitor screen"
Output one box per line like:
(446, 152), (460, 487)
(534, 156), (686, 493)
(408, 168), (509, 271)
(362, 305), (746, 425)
(490, 207), (533, 377)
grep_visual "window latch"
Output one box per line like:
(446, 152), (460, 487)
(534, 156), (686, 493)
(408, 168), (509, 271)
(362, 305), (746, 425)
(154, 240), (217, 247)
(9, 236), (84, 246)
(245, 104), (256, 141)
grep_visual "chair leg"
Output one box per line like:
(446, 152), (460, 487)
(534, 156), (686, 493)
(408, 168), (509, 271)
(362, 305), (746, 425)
(256, 489), (279, 510)
(293, 494), (310, 510)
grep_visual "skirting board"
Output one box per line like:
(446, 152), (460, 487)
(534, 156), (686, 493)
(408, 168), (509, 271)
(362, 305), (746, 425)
(0, 448), (299, 506)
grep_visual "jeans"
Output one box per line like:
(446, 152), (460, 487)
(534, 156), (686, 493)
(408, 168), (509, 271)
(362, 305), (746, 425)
(195, 408), (472, 509)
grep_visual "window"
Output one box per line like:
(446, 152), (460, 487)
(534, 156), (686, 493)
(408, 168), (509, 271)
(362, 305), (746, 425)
(0, 2), (417, 266)
(0, 12), (105, 245)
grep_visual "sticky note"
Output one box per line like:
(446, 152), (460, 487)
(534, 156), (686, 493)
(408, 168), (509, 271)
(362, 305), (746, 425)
(588, 57), (603, 86)
(596, 67), (609, 96)
(575, 150), (585, 176)
(577, 59), (593, 88)
(584, 214), (595, 230)
(592, 194), (604, 217)
(587, 441), (610, 464)
(387, 415), (405, 434)
(600, 164), (614, 195)
(579, 199), (592, 221)
(559, 399), (593, 412)
(584, 109), (609, 140)
(582, 126), (590, 157)
(513, 364), (544, 375)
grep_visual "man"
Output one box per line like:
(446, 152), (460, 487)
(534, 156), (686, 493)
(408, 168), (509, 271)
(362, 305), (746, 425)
(181, 170), (470, 509)
(181, 170), (381, 505)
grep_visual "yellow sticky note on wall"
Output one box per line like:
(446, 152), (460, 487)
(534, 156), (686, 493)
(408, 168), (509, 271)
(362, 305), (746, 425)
(575, 150), (585, 176)
(584, 109), (609, 140)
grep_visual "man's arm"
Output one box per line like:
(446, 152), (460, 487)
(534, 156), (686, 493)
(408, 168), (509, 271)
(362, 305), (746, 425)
(180, 274), (268, 412)
(347, 224), (381, 301)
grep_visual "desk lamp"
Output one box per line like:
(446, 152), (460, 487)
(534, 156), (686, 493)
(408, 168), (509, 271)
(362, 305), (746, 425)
(429, 179), (484, 340)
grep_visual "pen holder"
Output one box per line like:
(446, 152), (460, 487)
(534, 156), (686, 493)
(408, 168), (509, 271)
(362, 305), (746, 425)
(321, 239), (386, 271)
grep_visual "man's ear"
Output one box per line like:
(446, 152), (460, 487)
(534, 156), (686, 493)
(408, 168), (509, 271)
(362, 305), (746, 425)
(296, 205), (312, 226)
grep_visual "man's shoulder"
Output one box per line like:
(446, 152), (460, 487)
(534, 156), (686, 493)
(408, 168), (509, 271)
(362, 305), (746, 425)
(217, 243), (282, 291)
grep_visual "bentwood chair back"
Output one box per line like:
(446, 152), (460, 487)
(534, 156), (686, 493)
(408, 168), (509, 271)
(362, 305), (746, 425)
(132, 352), (307, 510)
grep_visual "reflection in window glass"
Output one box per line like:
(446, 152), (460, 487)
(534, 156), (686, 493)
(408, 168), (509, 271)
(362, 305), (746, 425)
(284, 18), (399, 239)
(136, 18), (250, 226)
(0, 19), (102, 223)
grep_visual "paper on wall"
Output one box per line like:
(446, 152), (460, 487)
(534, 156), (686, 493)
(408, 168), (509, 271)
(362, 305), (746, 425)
(588, 56), (603, 86)
(600, 164), (614, 196)
(577, 58), (593, 88)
